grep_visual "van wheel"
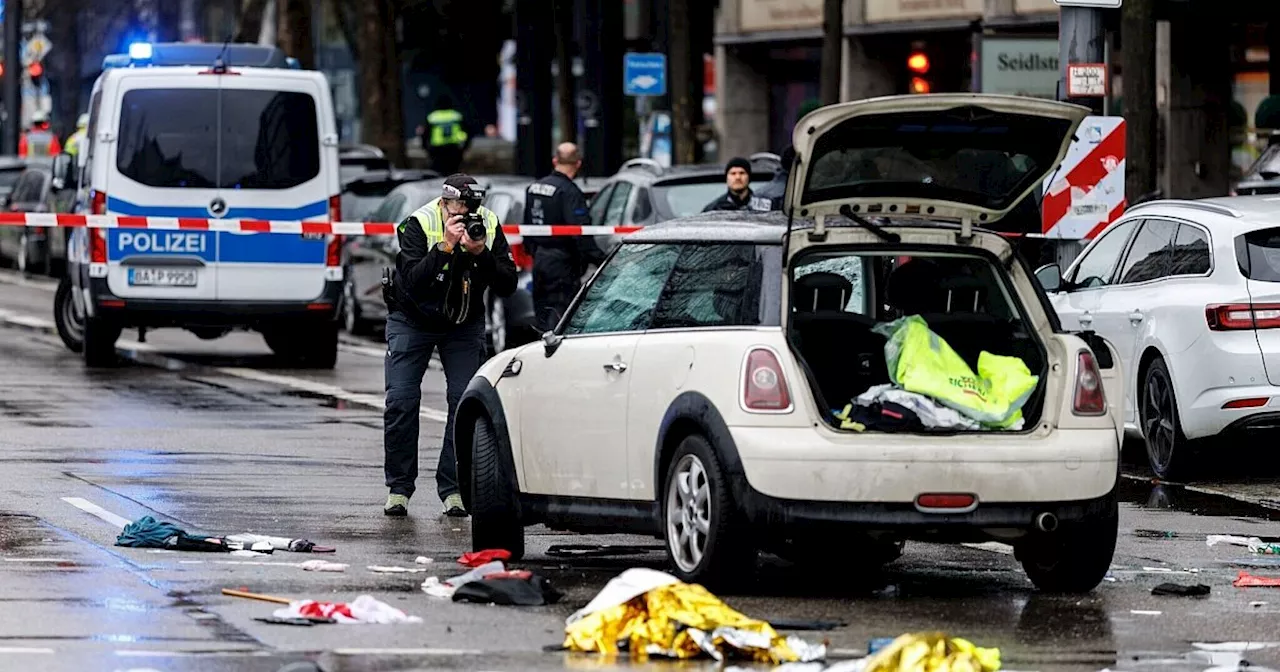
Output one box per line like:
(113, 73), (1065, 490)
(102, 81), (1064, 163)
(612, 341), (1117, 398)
(83, 317), (121, 368)
(469, 415), (524, 560)
(662, 434), (754, 586)
(264, 324), (339, 369)
(1016, 497), (1117, 594)
(54, 277), (84, 353)
(1141, 357), (1196, 480)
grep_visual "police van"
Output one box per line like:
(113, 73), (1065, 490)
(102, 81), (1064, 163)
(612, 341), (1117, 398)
(54, 42), (344, 368)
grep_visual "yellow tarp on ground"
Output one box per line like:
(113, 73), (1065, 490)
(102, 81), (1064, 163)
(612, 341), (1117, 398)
(863, 632), (1002, 672)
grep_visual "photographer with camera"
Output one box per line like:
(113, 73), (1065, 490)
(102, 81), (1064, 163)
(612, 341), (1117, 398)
(381, 174), (517, 518)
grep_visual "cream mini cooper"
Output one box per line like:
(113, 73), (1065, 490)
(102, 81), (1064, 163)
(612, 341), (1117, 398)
(454, 94), (1125, 593)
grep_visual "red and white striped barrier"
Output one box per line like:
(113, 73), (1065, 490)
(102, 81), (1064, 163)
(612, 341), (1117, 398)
(0, 212), (642, 237)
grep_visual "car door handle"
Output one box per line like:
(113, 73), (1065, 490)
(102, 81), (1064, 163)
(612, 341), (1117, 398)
(603, 361), (628, 373)
(1129, 311), (1144, 323)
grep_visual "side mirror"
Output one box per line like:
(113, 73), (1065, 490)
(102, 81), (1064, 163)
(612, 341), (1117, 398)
(1035, 263), (1064, 293)
(51, 153), (72, 191)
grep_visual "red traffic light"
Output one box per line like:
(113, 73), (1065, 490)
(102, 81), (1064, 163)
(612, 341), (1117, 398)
(27, 62), (43, 78)
(910, 77), (932, 94)
(907, 52), (930, 74)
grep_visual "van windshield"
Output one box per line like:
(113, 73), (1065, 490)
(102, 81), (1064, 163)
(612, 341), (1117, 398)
(116, 88), (320, 190)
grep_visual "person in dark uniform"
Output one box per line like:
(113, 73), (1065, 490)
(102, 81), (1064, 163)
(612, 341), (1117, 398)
(382, 174), (518, 518)
(522, 142), (606, 330)
(702, 156), (772, 213)
(752, 145), (795, 210)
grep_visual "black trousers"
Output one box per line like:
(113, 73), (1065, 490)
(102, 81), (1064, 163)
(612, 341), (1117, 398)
(383, 312), (485, 501)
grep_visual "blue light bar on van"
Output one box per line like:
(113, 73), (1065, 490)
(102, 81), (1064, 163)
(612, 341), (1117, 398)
(129, 42), (153, 60)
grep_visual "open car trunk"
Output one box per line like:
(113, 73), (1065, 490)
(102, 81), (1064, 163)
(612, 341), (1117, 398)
(780, 94), (1090, 433)
(788, 244), (1049, 432)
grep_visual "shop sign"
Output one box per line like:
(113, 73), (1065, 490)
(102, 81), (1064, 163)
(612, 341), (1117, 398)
(1014, 0), (1060, 12)
(979, 37), (1059, 99)
(740, 0), (824, 32)
(865, 0), (983, 23)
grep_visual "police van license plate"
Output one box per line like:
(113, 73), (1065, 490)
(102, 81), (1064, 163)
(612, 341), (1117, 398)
(128, 268), (197, 287)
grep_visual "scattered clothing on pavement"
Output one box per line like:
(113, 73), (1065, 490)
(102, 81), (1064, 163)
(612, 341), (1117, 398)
(422, 560), (507, 599)
(452, 573), (562, 606)
(272, 595), (422, 624)
(117, 516), (228, 552)
(458, 549), (512, 566)
(1234, 571), (1280, 588)
(226, 534), (332, 553)
(1208, 535), (1280, 554)
(564, 568), (826, 663)
(1151, 582), (1210, 596)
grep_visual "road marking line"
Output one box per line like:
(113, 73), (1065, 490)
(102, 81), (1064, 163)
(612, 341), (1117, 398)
(0, 647), (55, 654)
(218, 367), (449, 422)
(962, 542), (1013, 555)
(61, 497), (131, 529)
(331, 648), (484, 656)
(7, 314), (54, 329)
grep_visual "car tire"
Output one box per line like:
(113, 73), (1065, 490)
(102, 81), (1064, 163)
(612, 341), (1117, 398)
(54, 276), (84, 353)
(1140, 357), (1196, 481)
(82, 316), (121, 368)
(469, 415), (524, 560)
(485, 294), (509, 357)
(662, 434), (754, 586)
(342, 275), (372, 336)
(1016, 496), (1118, 594)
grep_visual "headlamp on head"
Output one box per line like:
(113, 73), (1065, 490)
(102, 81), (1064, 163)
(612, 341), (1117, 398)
(442, 182), (485, 212)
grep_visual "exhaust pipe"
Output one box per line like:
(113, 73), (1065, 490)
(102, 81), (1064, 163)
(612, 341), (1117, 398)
(1034, 512), (1059, 532)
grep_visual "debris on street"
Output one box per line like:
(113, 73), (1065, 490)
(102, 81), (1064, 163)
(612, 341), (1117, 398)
(415, 556), (433, 564)
(273, 595), (422, 624)
(452, 572), (562, 606)
(368, 564), (431, 573)
(1151, 582), (1210, 596)
(1234, 571), (1280, 587)
(116, 516), (233, 552)
(299, 559), (347, 572)
(422, 560), (507, 599)
(1207, 535), (1280, 554)
(226, 533), (334, 553)
(457, 549), (512, 566)
(854, 632), (1000, 672)
(563, 568), (826, 664)
(546, 544), (665, 558)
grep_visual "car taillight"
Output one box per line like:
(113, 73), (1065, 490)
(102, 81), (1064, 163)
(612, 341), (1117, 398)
(90, 228), (107, 264)
(742, 347), (792, 412)
(326, 235), (343, 267)
(1206, 303), (1280, 330)
(90, 190), (106, 215)
(329, 194), (342, 222)
(1073, 350), (1106, 416)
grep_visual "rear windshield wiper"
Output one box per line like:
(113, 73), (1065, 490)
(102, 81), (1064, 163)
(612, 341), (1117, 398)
(838, 204), (900, 243)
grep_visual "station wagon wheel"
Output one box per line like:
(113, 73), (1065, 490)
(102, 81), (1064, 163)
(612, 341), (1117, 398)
(661, 434), (754, 585)
(1141, 357), (1194, 480)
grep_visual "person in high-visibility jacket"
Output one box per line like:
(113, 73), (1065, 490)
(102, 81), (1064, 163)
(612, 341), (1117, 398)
(65, 113), (89, 159)
(381, 174), (517, 518)
(19, 112), (62, 158)
(422, 95), (469, 175)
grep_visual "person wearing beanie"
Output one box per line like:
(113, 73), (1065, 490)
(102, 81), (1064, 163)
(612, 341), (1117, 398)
(702, 156), (772, 213)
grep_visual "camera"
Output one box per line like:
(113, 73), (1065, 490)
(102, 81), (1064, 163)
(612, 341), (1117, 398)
(463, 212), (487, 241)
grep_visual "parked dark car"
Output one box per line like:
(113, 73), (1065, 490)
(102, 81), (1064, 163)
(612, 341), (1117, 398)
(341, 168), (439, 223)
(339, 175), (541, 355)
(0, 156), (71, 276)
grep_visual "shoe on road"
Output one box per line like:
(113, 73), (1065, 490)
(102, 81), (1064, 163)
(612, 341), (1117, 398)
(384, 494), (409, 517)
(442, 493), (468, 517)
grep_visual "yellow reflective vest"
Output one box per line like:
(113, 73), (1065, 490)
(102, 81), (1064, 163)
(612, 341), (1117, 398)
(427, 109), (468, 147)
(402, 197), (500, 324)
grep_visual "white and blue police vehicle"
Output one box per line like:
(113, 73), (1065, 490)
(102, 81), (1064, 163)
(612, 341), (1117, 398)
(54, 42), (345, 368)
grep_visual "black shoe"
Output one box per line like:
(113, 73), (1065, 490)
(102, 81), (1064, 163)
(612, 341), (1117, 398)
(384, 494), (409, 517)
(442, 493), (468, 517)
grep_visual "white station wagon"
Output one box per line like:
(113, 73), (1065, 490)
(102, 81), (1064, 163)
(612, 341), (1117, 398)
(455, 94), (1125, 593)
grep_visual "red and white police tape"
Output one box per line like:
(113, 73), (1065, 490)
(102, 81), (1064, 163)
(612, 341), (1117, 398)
(0, 212), (642, 237)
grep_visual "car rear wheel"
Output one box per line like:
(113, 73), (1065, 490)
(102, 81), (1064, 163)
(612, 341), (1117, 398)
(83, 316), (121, 368)
(54, 277), (84, 353)
(1016, 496), (1118, 594)
(469, 415), (524, 560)
(662, 434), (754, 586)
(1141, 357), (1195, 480)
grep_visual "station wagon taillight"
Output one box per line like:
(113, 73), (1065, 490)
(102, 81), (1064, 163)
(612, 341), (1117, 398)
(1206, 303), (1280, 330)
(1073, 350), (1107, 416)
(742, 348), (792, 412)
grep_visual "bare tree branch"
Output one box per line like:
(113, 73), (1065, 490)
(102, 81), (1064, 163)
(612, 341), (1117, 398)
(235, 0), (268, 42)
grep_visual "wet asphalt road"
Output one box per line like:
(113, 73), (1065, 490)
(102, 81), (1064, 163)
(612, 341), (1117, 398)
(0, 270), (1279, 672)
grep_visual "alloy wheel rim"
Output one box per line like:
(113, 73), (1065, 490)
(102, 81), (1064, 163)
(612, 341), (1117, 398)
(490, 300), (506, 353)
(666, 454), (711, 573)
(343, 279), (357, 333)
(17, 234), (27, 272)
(1142, 369), (1177, 473)
(62, 288), (84, 342)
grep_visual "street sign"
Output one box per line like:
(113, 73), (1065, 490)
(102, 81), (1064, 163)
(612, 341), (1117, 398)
(1067, 63), (1107, 97)
(1054, 0), (1121, 6)
(623, 53), (666, 97)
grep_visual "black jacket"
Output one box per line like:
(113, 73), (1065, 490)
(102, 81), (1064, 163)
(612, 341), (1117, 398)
(522, 172), (606, 294)
(388, 204), (518, 330)
(701, 188), (773, 213)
